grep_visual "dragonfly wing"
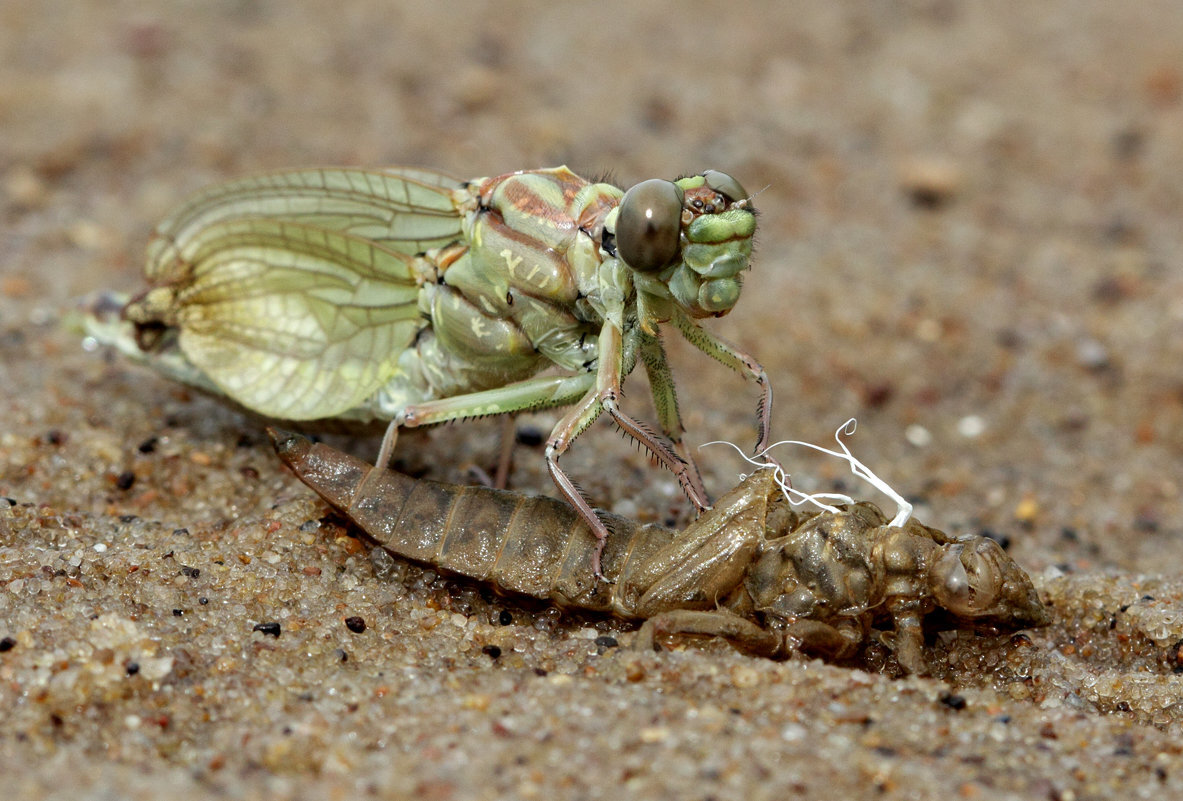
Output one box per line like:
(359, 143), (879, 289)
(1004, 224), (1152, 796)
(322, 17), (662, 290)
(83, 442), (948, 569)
(146, 167), (465, 284)
(158, 218), (425, 421)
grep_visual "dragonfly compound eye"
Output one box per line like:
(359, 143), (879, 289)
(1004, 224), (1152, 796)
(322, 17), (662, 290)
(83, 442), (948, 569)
(701, 170), (748, 203)
(617, 179), (684, 271)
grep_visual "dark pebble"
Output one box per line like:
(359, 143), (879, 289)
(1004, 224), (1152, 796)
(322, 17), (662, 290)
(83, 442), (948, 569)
(939, 692), (967, 711)
(253, 622), (282, 637)
(344, 616), (366, 633)
(594, 635), (619, 648)
(482, 645), (502, 659)
(1171, 639), (1183, 674)
(499, 610), (513, 626)
(0, 636), (15, 652)
(115, 470), (136, 490)
(137, 436), (158, 454)
(179, 565), (200, 578)
(125, 661), (140, 675)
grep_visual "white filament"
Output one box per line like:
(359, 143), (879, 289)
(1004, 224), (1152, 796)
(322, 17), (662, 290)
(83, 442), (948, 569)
(703, 418), (914, 528)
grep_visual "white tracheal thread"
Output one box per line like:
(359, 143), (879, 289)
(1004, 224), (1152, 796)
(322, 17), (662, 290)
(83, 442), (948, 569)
(703, 418), (914, 528)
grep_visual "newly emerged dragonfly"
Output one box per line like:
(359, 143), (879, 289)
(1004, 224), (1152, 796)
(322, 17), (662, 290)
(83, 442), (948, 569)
(114, 166), (772, 576)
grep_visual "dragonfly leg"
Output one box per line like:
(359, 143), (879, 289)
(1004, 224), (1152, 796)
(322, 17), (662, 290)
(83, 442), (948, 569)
(492, 414), (517, 489)
(376, 419), (401, 469)
(671, 308), (775, 455)
(544, 323), (710, 578)
(395, 373), (595, 436)
(597, 325), (709, 513)
(542, 385), (611, 577)
(639, 331), (710, 506)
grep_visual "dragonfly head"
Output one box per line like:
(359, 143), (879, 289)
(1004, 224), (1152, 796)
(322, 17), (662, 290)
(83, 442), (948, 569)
(610, 171), (756, 319)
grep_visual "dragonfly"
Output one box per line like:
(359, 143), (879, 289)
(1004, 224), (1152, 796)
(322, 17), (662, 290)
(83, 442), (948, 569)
(114, 165), (772, 577)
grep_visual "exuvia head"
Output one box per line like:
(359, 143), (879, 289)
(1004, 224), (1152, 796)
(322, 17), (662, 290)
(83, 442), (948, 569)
(608, 170), (756, 319)
(929, 537), (1049, 628)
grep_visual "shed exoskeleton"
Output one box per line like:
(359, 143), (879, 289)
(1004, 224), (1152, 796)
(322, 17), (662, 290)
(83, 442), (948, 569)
(272, 431), (1048, 674)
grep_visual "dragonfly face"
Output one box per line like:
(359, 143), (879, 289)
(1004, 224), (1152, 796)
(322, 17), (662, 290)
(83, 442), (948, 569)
(610, 171), (756, 320)
(103, 165), (773, 580)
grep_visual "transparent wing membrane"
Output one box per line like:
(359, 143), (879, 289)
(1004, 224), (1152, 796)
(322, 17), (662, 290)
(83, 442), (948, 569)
(164, 218), (424, 420)
(146, 167), (465, 282)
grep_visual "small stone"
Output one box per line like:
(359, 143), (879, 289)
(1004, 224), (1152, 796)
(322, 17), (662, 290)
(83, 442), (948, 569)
(900, 156), (961, 208)
(253, 621), (282, 637)
(957, 415), (986, 438)
(730, 664), (762, 689)
(905, 425), (932, 447)
(461, 693), (492, 711)
(1013, 496), (1039, 524)
(344, 616), (366, 633)
(939, 691), (967, 710)
(1076, 338), (1110, 371)
(639, 726), (669, 743)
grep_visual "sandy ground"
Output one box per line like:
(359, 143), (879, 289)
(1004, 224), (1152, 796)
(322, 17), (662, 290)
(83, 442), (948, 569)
(3, 2), (1183, 799)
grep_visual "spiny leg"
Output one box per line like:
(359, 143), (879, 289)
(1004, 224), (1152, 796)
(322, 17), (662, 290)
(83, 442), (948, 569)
(597, 324), (708, 512)
(639, 330), (709, 506)
(546, 323), (709, 578)
(671, 307), (775, 455)
(543, 388), (611, 576)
